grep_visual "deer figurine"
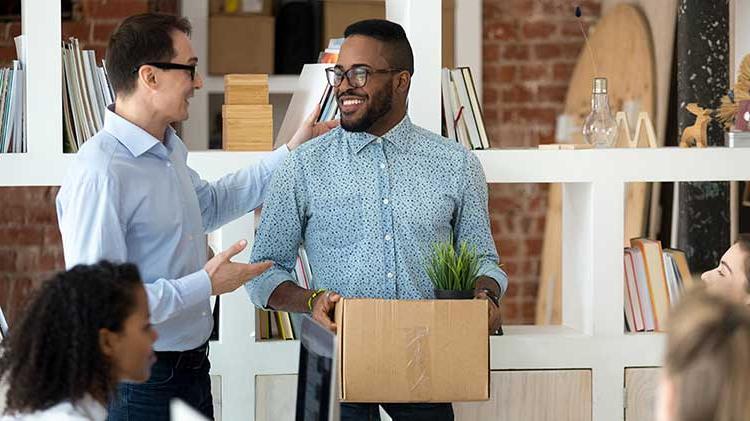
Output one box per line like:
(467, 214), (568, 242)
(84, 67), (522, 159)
(679, 103), (710, 148)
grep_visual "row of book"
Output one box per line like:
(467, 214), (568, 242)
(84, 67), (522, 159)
(255, 247), (313, 341)
(441, 67), (490, 150)
(62, 37), (114, 152)
(0, 35), (25, 153)
(624, 238), (694, 332)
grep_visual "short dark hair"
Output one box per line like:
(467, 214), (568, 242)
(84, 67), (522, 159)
(344, 19), (414, 75)
(105, 13), (192, 96)
(0, 261), (143, 413)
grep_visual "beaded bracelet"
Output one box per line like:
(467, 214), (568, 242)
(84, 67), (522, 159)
(307, 288), (327, 312)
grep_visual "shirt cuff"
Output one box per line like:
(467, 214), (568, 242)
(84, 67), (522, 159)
(176, 269), (213, 308)
(478, 263), (509, 298)
(245, 266), (295, 308)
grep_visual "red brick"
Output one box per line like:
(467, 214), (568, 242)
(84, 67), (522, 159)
(15, 248), (39, 272)
(526, 238), (543, 255)
(553, 62), (576, 82)
(560, 42), (583, 59)
(502, 84), (534, 103)
(0, 47), (16, 66)
(82, 0), (148, 19)
(502, 301), (519, 321)
(485, 21), (518, 42)
(538, 84), (568, 103)
(561, 19), (586, 38)
(92, 22), (119, 43)
(522, 282), (539, 298)
(502, 44), (529, 61)
(62, 21), (92, 42)
(484, 86), (498, 103)
(534, 43), (562, 59)
(0, 227), (44, 246)
(486, 65), (516, 83)
(522, 21), (556, 39)
(39, 249), (65, 272)
(521, 300), (536, 319)
(0, 205), (27, 225)
(498, 239), (519, 259)
(483, 45), (500, 62)
(519, 64), (548, 81)
(26, 205), (58, 225)
(0, 249), (16, 271)
(518, 107), (557, 124)
(5, 22), (21, 41)
(43, 226), (63, 247)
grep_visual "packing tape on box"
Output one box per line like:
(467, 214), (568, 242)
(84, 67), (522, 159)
(403, 326), (432, 398)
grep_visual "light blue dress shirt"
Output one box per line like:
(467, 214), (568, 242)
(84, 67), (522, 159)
(56, 106), (288, 351)
(247, 116), (507, 307)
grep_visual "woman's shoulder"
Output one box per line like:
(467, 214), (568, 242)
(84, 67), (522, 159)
(0, 396), (106, 421)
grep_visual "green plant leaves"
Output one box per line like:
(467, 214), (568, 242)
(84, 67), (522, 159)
(425, 235), (480, 291)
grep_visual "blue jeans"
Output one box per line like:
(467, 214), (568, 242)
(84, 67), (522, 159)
(107, 347), (214, 421)
(340, 403), (454, 421)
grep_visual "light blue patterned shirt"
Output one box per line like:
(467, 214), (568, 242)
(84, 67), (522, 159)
(56, 106), (289, 351)
(247, 116), (507, 307)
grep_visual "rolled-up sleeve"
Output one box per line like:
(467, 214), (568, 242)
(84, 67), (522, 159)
(453, 152), (509, 297)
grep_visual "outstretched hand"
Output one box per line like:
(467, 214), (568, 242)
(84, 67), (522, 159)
(287, 104), (340, 150)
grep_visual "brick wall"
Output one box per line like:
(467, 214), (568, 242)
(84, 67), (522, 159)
(484, 0), (601, 324)
(0, 0), (178, 324)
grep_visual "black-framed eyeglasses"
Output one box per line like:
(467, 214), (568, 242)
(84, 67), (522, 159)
(132, 62), (197, 80)
(325, 66), (404, 88)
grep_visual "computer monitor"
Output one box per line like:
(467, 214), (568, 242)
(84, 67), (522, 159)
(295, 315), (339, 421)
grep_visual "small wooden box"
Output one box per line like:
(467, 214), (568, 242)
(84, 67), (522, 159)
(222, 105), (273, 151)
(224, 74), (269, 105)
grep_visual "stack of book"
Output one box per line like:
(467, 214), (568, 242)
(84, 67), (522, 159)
(624, 238), (695, 332)
(0, 35), (25, 154)
(441, 67), (490, 150)
(62, 37), (114, 152)
(222, 74), (273, 151)
(255, 247), (313, 341)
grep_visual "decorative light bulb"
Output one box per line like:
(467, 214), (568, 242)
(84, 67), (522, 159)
(582, 77), (617, 148)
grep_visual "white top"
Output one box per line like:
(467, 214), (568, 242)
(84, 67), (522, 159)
(0, 395), (106, 421)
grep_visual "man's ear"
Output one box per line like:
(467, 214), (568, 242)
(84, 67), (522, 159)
(395, 71), (410, 94)
(137, 65), (158, 91)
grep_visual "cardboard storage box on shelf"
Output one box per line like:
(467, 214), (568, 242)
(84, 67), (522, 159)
(320, 0), (455, 68)
(335, 298), (489, 403)
(224, 74), (269, 105)
(209, 15), (274, 75)
(222, 105), (273, 151)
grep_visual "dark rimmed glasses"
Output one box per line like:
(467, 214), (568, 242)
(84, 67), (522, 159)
(132, 62), (197, 81)
(325, 66), (405, 88)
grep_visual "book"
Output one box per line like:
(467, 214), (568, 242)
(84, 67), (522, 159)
(663, 249), (694, 290)
(630, 238), (670, 331)
(623, 249), (645, 331)
(630, 247), (656, 331)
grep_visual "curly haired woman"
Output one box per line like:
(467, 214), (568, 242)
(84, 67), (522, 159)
(0, 261), (157, 420)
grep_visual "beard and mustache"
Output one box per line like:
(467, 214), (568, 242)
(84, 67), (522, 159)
(337, 80), (394, 133)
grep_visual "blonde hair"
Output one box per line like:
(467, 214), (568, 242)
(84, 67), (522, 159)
(665, 288), (750, 421)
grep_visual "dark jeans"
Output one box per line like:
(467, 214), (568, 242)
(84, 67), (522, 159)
(340, 403), (454, 421)
(107, 346), (214, 421)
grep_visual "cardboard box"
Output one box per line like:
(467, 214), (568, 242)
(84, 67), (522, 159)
(320, 0), (455, 68)
(335, 299), (489, 403)
(209, 15), (274, 75)
(224, 74), (269, 105)
(222, 104), (273, 151)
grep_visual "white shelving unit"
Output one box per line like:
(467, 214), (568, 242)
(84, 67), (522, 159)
(6, 1), (747, 420)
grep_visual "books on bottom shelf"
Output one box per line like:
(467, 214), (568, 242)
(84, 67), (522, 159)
(256, 246), (313, 341)
(441, 67), (490, 150)
(624, 238), (695, 333)
(62, 37), (114, 152)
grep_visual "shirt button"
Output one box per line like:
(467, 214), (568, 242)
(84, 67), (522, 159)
(379, 163), (386, 169)
(384, 234), (392, 241)
(383, 198), (389, 205)
(202, 311), (208, 317)
(387, 272), (394, 279)
(166, 162), (172, 167)
(375, 139), (382, 144)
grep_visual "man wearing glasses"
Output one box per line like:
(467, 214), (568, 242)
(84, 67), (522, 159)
(56, 13), (336, 421)
(247, 19), (506, 420)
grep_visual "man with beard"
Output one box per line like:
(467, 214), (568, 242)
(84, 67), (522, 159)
(246, 19), (506, 420)
(56, 13), (336, 420)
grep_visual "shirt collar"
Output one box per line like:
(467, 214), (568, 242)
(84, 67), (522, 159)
(346, 114), (413, 155)
(103, 105), (176, 160)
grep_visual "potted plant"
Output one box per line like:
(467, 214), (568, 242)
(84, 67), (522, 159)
(425, 236), (480, 299)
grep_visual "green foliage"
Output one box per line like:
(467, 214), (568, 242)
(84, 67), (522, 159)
(425, 236), (480, 291)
